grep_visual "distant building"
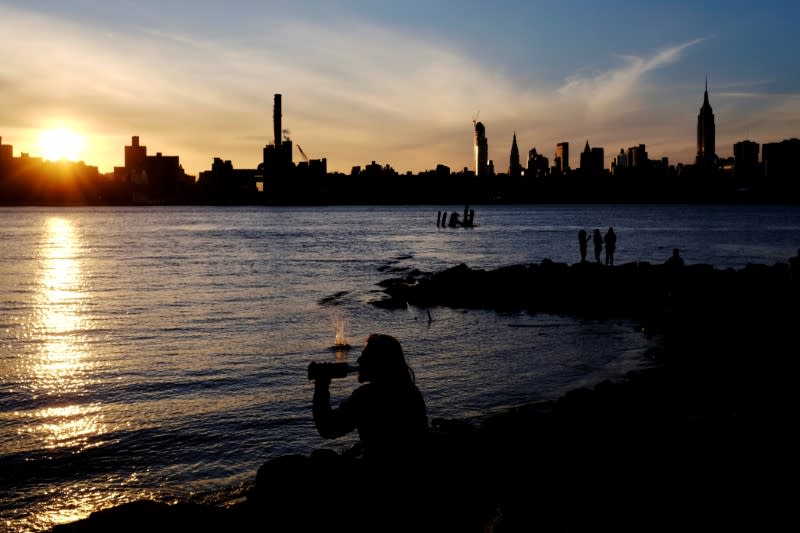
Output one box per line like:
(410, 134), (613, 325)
(115, 136), (192, 203)
(474, 121), (489, 177)
(197, 157), (258, 202)
(555, 142), (569, 173)
(527, 148), (549, 178)
(592, 147), (604, 171)
(762, 138), (800, 184)
(307, 158), (327, 177)
(508, 132), (522, 177)
(262, 94), (293, 178)
(580, 140), (604, 174)
(0, 137), (12, 183)
(627, 144), (648, 169)
(733, 140), (760, 181)
(124, 136), (147, 174)
(274, 93), (282, 152)
(0, 136), (12, 168)
(615, 148), (627, 168)
(696, 81), (716, 167)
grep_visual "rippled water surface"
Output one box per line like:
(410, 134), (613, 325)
(1, 204), (799, 532)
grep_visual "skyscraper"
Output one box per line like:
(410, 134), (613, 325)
(580, 140), (592, 171)
(627, 144), (648, 169)
(124, 136), (147, 173)
(508, 132), (522, 177)
(580, 140), (604, 173)
(555, 142), (569, 173)
(527, 148), (549, 178)
(263, 93), (292, 177)
(474, 121), (488, 177)
(733, 140), (759, 181)
(696, 81), (716, 167)
(274, 94), (282, 148)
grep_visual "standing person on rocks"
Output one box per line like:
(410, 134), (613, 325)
(578, 229), (590, 263)
(604, 227), (617, 266)
(665, 248), (685, 269)
(789, 248), (800, 282)
(592, 229), (603, 263)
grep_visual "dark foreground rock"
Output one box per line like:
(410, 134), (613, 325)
(54, 258), (798, 532)
(53, 363), (791, 532)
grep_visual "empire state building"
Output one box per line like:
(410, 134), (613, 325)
(696, 81), (716, 167)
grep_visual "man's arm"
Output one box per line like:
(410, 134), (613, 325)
(312, 379), (357, 439)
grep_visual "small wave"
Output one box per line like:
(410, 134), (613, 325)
(117, 376), (241, 398)
(318, 291), (349, 305)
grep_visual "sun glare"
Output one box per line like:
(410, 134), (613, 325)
(39, 128), (86, 162)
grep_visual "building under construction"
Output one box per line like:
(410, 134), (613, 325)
(261, 94), (327, 178)
(262, 94), (294, 177)
(259, 93), (328, 203)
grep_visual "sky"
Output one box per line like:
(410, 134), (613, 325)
(1, 0), (799, 176)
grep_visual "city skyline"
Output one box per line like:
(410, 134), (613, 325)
(1, 1), (799, 176)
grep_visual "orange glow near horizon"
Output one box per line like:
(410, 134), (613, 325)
(38, 127), (86, 162)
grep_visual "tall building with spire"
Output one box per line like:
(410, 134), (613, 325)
(580, 140), (604, 174)
(696, 80), (716, 168)
(580, 140), (592, 171)
(474, 121), (488, 177)
(508, 132), (522, 177)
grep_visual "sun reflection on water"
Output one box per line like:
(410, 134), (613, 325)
(27, 217), (104, 446)
(21, 475), (160, 532)
(24, 404), (105, 450)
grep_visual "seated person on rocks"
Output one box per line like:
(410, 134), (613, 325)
(311, 333), (428, 464)
(254, 335), (427, 523)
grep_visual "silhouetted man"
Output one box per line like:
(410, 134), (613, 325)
(665, 248), (685, 269)
(578, 229), (589, 263)
(592, 229), (603, 263)
(604, 227), (616, 266)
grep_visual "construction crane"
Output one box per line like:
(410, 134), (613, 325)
(297, 144), (309, 163)
(472, 110), (480, 126)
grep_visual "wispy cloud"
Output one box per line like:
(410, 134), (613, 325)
(557, 39), (706, 121)
(0, 6), (542, 172)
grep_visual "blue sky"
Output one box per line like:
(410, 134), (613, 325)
(1, 0), (798, 175)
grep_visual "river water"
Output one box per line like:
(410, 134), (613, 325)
(1, 204), (799, 532)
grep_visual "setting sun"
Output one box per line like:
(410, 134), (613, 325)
(39, 128), (86, 162)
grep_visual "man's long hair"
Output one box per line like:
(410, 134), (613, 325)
(361, 334), (415, 385)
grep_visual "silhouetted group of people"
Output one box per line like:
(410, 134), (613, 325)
(578, 228), (687, 268)
(578, 227), (616, 265)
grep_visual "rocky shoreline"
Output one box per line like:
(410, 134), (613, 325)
(53, 257), (798, 532)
